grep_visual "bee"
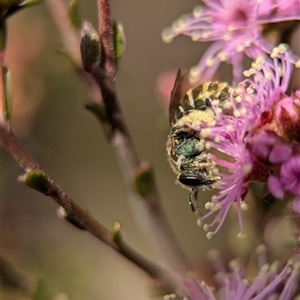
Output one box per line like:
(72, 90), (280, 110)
(166, 70), (232, 212)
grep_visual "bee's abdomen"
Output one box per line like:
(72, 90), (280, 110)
(174, 82), (230, 122)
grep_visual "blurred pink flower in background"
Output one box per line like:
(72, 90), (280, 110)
(5, 17), (45, 138)
(162, 0), (300, 84)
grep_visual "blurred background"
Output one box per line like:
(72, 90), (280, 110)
(1, 1), (299, 299)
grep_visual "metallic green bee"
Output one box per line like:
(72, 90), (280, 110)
(166, 70), (232, 211)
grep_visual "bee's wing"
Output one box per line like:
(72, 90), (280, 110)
(169, 70), (191, 126)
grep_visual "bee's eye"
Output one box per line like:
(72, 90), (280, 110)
(179, 174), (204, 187)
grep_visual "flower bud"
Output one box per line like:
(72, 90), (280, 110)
(80, 21), (100, 73)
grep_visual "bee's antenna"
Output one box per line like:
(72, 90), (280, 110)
(188, 188), (197, 212)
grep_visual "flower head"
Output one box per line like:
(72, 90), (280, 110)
(181, 246), (300, 300)
(162, 0), (300, 84)
(189, 45), (300, 238)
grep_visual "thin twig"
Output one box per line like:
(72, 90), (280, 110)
(98, 0), (115, 75)
(94, 0), (190, 275)
(46, 0), (189, 283)
(0, 122), (170, 283)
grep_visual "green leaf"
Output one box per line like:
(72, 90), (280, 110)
(3, 67), (12, 121)
(0, 22), (6, 51)
(0, 0), (16, 8)
(68, 0), (81, 30)
(25, 171), (50, 194)
(111, 220), (122, 244)
(57, 206), (87, 230)
(135, 163), (154, 198)
(113, 21), (125, 67)
(32, 280), (51, 300)
(5, 0), (41, 18)
(18, 0), (41, 8)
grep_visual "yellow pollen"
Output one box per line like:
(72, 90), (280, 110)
(212, 167), (219, 175)
(240, 107), (247, 115)
(201, 30), (210, 39)
(244, 40), (251, 47)
(256, 244), (267, 255)
(206, 57), (215, 67)
(205, 202), (211, 210)
(172, 19), (184, 33)
(228, 87), (235, 94)
(189, 66), (200, 78)
(242, 163), (252, 175)
(212, 180), (221, 189)
(206, 232), (213, 239)
(214, 136), (221, 143)
(295, 59), (300, 68)
(223, 101), (232, 109)
(243, 70), (251, 77)
(265, 71), (272, 80)
(205, 141), (211, 149)
(278, 43), (289, 53)
(212, 99), (220, 106)
(235, 86), (243, 94)
(233, 109), (241, 117)
(223, 33), (231, 41)
(214, 203), (221, 211)
(197, 218), (202, 226)
(237, 232), (246, 239)
(241, 202), (249, 210)
(191, 32), (201, 41)
(164, 294), (176, 300)
(254, 75), (259, 83)
(193, 5), (203, 17)
(236, 45), (244, 53)
(201, 128), (211, 137)
(271, 47), (279, 58)
(246, 87), (254, 94)
(216, 108), (222, 114)
(203, 224), (209, 231)
(235, 95), (242, 102)
(161, 28), (174, 43)
(228, 25), (235, 32)
(217, 51), (228, 62)
(225, 124), (233, 131)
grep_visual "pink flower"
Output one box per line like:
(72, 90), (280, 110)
(181, 246), (300, 300)
(162, 0), (300, 84)
(189, 46), (300, 238)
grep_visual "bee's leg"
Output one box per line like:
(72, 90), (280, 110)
(188, 188), (197, 212)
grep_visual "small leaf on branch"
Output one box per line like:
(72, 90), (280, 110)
(68, 0), (81, 30)
(0, 22), (6, 51)
(111, 220), (122, 244)
(32, 280), (51, 300)
(85, 102), (113, 139)
(57, 206), (87, 230)
(134, 163), (155, 198)
(3, 67), (12, 122)
(113, 21), (125, 68)
(16, 0), (40, 8)
(80, 21), (100, 73)
(5, 0), (41, 18)
(24, 171), (50, 194)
